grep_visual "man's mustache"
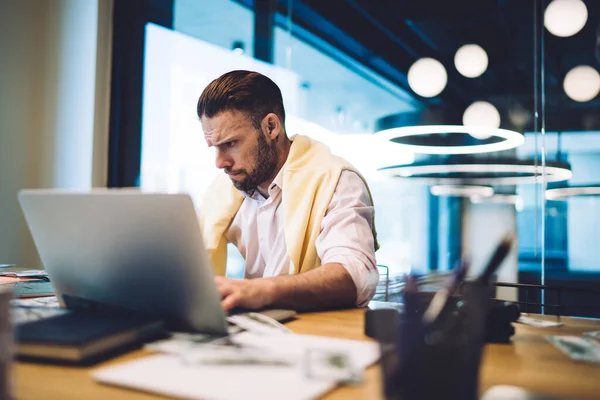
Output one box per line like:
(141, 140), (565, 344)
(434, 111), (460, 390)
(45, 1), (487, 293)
(225, 168), (246, 175)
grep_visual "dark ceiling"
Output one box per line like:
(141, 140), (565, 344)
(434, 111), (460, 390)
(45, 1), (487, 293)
(250, 0), (600, 132)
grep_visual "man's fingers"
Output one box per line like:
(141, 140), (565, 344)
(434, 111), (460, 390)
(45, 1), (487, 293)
(221, 293), (240, 311)
(216, 281), (233, 299)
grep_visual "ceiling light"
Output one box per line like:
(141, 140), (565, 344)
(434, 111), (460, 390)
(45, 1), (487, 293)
(462, 101), (501, 139)
(544, 0), (588, 38)
(374, 108), (523, 155)
(563, 65), (600, 102)
(454, 44), (488, 78)
(471, 194), (523, 211)
(430, 185), (494, 197)
(471, 194), (521, 203)
(407, 58), (447, 98)
(546, 185), (600, 200)
(379, 159), (572, 185)
(231, 40), (245, 54)
(376, 125), (523, 155)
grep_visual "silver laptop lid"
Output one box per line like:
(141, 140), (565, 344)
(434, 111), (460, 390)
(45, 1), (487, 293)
(18, 189), (227, 334)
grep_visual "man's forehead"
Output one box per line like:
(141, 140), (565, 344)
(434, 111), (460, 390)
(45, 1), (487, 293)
(202, 111), (253, 141)
(202, 117), (236, 144)
(203, 129), (229, 146)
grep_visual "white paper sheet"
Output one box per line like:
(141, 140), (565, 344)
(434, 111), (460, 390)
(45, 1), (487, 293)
(93, 332), (380, 400)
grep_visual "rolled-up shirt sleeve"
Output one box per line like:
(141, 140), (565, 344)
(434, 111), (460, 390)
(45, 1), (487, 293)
(316, 170), (379, 306)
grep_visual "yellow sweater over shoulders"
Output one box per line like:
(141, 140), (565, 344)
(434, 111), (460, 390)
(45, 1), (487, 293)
(200, 134), (378, 276)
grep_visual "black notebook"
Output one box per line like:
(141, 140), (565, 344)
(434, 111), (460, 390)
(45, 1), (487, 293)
(15, 310), (166, 365)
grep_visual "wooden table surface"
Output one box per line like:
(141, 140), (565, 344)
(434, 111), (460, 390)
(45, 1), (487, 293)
(14, 308), (600, 399)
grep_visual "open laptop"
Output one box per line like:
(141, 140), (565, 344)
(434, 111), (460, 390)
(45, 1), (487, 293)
(18, 189), (228, 334)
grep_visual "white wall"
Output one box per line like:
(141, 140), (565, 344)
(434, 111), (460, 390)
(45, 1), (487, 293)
(462, 202), (518, 301)
(0, 0), (112, 267)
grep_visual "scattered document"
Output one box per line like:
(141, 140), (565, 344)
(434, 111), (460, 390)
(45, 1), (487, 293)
(11, 296), (59, 308)
(367, 300), (404, 313)
(94, 332), (380, 400)
(0, 270), (48, 278)
(11, 307), (68, 325)
(518, 315), (563, 328)
(546, 335), (600, 364)
(227, 312), (292, 335)
(583, 330), (600, 340)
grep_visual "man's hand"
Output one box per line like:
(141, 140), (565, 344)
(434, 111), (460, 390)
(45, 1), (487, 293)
(215, 276), (276, 312)
(215, 263), (358, 312)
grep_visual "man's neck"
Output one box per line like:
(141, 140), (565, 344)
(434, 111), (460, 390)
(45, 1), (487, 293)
(256, 138), (291, 198)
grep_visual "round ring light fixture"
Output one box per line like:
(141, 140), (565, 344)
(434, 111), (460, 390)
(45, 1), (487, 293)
(471, 194), (521, 204)
(375, 108), (524, 155)
(379, 159), (573, 185)
(546, 185), (600, 200)
(430, 185), (494, 197)
(376, 125), (524, 155)
(470, 194), (524, 211)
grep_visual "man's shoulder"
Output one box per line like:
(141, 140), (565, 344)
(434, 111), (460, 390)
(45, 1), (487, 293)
(201, 173), (243, 209)
(290, 135), (354, 172)
(202, 173), (233, 197)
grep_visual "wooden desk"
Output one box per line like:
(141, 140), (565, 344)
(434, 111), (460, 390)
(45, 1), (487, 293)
(14, 309), (600, 399)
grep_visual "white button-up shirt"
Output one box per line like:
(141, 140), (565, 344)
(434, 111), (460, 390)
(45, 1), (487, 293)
(225, 168), (379, 306)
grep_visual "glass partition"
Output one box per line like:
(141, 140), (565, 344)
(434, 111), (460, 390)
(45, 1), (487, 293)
(538, 0), (600, 317)
(138, 0), (599, 314)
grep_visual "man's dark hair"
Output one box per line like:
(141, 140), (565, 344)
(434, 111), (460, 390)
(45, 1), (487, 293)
(197, 70), (286, 131)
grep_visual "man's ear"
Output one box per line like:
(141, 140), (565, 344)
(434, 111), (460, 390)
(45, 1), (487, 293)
(261, 113), (281, 140)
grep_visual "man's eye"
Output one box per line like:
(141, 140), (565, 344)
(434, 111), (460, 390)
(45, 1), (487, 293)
(225, 141), (236, 148)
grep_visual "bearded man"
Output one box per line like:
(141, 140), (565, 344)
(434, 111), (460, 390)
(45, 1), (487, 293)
(198, 70), (379, 312)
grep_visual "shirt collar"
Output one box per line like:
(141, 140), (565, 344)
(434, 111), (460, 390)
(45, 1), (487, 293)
(241, 189), (262, 201)
(269, 163), (285, 194)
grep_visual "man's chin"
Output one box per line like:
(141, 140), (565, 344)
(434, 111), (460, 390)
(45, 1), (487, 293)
(231, 178), (252, 192)
(227, 172), (245, 183)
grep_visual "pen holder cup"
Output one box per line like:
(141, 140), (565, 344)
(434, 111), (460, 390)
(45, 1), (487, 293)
(379, 282), (490, 400)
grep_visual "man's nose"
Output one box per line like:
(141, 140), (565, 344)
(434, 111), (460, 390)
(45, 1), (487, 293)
(215, 149), (233, 170)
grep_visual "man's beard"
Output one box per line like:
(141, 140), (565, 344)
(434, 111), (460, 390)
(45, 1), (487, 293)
(227, 133), (278, 194)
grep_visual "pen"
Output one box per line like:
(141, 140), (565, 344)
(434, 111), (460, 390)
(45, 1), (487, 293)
(422, 258), (470, 325)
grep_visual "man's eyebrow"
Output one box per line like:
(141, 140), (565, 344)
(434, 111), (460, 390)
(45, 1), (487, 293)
(210, 136), (237, 147)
